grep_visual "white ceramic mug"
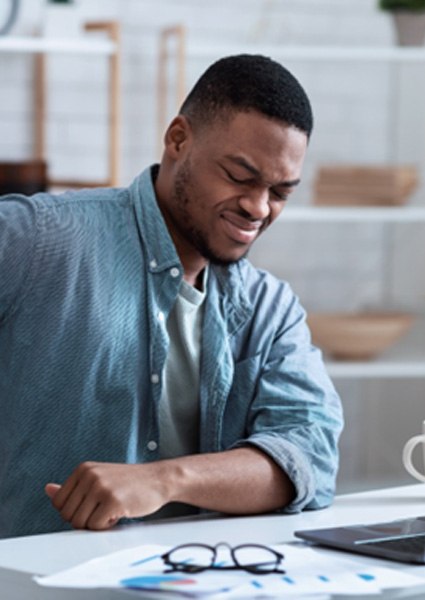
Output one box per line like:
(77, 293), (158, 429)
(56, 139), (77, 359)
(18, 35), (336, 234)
(403, 421), (425, 483)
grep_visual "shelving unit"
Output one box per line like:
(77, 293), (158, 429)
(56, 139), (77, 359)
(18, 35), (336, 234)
(0, 21), (121, 188)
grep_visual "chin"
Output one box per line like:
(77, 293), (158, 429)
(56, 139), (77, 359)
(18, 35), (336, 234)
(194, 232), (250, 266)
(208, 249), (249, 266)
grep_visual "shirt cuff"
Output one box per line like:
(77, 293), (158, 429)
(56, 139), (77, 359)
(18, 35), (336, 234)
(231, 433), (316, 513)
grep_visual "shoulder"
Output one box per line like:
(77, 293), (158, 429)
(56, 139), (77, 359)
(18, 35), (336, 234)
(33, 186), (130, 211)
(12, 188), (134, 243)
(0, 192), (37, 221)
(0, 193), (38, 254)
(0, 186), (131, 219)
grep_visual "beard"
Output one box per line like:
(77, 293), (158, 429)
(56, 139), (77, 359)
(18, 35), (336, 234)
(171, 158), (249, 267)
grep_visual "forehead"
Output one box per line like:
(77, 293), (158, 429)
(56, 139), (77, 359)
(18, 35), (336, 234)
(191, 111), (308, 181)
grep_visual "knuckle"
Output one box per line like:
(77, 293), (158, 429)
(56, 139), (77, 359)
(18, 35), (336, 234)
(87, 520), (106, 531)
(61, 507), (74, 521)
(92, 480), (109, 497)
(71, 516), (86, 530)
(77, 463), (101, 486)
(52, 495), (64, 510)
(76, 461), (95, 476)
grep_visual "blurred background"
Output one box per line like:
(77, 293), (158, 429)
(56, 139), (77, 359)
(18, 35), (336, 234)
(1, 0), (425, 494)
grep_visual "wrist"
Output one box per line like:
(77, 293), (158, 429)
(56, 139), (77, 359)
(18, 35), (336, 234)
(153, 458), (189, 506)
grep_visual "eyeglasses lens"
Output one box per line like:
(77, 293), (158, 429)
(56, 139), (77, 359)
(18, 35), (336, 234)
(169, 545), (214, 571)
(234, 545), (280, 573)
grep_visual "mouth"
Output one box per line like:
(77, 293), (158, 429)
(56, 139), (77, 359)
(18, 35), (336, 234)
(220, 212), (263, 245)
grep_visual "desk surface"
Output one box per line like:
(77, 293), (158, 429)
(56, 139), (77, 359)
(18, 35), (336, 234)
(2, 483), (425, 599)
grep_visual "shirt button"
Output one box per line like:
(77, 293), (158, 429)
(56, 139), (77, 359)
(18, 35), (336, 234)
(147, 440), (157, 451)
(158, 311), (165, 322)
(170, 267), (179, 278)
(150, 259), (157, 269)
(151, 373), (159, 384)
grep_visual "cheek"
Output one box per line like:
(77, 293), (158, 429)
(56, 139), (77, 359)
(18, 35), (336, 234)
(189, 184), (225, 215)
(184, 165), (236, 211)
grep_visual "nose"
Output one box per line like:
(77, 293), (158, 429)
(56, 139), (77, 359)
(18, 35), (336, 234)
(237, 187), (270, 221)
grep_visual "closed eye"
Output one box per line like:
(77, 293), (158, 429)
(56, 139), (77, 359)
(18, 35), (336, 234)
(270, 188), (289, 202)
(223, 165), (292, 202)
(223, 168), (251, 185)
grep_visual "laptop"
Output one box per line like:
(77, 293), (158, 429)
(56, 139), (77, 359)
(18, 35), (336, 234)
(295, 516), (425, 564)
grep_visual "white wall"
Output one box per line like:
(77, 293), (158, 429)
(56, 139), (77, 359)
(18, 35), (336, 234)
(1, 0), (425, 492)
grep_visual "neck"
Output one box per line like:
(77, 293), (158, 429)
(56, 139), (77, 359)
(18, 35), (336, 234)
(183, 262), (207, 290)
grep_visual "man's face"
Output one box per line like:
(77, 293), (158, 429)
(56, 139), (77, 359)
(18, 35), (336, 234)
(161, 110), (308, 267)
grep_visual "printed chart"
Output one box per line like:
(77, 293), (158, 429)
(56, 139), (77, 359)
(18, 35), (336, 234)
(35, 542), (425, 597)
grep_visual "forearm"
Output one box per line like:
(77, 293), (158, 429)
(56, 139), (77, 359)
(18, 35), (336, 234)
(45, 447), (295, 530)
(162, 446), (295, 514)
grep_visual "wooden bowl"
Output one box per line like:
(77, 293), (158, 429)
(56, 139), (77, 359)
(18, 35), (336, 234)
(307, 312), (414, 360)
(0, 160), (48, 196)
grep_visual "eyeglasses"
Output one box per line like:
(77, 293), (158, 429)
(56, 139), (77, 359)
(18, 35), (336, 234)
(161, 542), (285, 575)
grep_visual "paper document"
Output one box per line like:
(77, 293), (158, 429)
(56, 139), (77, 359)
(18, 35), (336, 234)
(35, 542), (425, 597)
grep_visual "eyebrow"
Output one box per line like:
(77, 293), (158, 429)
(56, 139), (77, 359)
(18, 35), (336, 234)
(225, 155), (301, 188)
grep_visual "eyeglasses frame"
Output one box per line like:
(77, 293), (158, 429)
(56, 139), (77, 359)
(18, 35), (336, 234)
(161, 541), (285, 575)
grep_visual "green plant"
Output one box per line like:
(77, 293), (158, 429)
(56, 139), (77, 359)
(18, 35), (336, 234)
(379, 0), (425, 10)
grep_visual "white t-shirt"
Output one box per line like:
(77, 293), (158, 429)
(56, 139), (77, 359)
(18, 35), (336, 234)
(158, 271), (207, 460)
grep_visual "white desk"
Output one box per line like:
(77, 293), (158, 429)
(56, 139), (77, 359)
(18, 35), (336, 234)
(2, 483), (425, 599)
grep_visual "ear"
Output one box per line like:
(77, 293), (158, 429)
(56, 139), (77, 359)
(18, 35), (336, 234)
(163, 115), (191, 160)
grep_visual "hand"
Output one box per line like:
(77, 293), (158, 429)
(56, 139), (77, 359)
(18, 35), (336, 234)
(45, 461), (171, 531)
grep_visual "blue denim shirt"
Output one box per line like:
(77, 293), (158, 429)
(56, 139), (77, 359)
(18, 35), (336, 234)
(0, 167), (343, 538)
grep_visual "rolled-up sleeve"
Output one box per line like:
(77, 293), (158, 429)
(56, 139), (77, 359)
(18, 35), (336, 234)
(232, 282), (343, 512)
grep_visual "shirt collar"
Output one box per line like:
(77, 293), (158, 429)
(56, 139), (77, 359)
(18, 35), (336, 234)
(130, 165), (182, 274)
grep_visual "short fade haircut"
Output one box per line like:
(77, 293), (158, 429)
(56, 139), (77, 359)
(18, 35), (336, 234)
(179, 54), (313, 138)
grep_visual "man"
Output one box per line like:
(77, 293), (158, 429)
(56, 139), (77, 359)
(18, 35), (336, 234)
(0, 54), (343, 538)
